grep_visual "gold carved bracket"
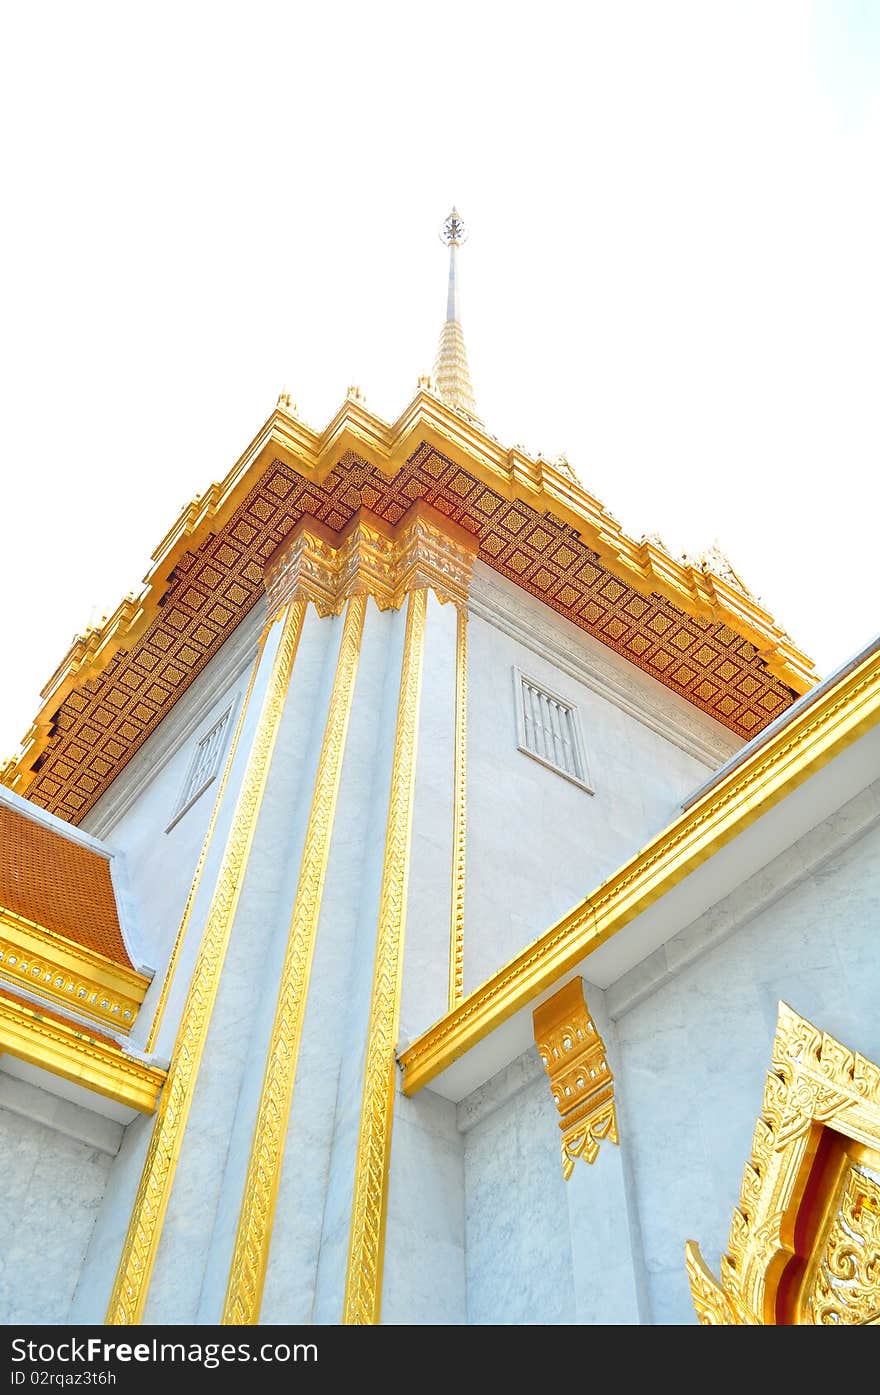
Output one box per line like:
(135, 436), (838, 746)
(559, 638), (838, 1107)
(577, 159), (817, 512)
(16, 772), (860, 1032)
(533, 977), (618, 1180)
(264, 500), (477, 619)
(686, 1002), (880, 1325)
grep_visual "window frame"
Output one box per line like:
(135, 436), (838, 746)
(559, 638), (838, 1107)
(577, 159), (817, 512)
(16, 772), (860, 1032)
(165, 700), (236, 833)
(512, 666), (594, 794)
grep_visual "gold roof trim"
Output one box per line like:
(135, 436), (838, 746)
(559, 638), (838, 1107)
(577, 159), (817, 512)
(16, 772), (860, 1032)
(2, 391), (816, 809)
(399, 636), (880, 1097)
(0, 905), (150, 1031)
(0, 988), (164, 1114)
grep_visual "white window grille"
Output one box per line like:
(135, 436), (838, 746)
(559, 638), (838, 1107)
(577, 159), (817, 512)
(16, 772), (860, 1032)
(166, 704), (234, 830)
(513, 668), (593, 792)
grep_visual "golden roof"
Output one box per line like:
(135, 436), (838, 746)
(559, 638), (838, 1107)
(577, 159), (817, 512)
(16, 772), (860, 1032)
(1, 390), (817, 824)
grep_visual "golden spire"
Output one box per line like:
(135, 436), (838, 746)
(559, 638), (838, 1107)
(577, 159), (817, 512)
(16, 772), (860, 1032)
(433, 208), (479, 420)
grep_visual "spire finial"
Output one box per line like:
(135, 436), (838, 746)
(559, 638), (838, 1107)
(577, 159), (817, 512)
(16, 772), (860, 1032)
(433, 207), (479, 419)
(440, 207), (467, 248)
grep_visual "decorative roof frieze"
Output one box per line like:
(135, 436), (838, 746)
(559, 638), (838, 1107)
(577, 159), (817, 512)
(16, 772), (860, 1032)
(2, 390), (816, 822)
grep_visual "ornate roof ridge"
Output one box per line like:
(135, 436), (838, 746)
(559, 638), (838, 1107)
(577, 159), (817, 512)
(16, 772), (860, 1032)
(0, 388), (818, 817)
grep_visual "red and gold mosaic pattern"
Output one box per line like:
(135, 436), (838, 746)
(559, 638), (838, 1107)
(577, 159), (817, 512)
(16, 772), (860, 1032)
(21, 443), (799, 824)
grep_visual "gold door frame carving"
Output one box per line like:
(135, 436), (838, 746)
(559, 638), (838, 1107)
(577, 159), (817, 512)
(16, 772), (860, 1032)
(686, 1002), (880, 1325)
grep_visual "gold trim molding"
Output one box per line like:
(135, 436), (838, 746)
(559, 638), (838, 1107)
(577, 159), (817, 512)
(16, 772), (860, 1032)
(0, 993), (164, 1114)
(448, 604), (467, 1010)
(106, 600), (306, 1325)
(400, 639), (880, 1098)
(533, 978), (617, 1179)
(144, 640), (265, 1053)
(222, 594), (367, 1324)
(2, 390), (815, 817)
(343, 587), (427, 1325)
(263, 501), (477, 619)
(686, 1003), (880, 1325)
(0, 907), (150, 1032)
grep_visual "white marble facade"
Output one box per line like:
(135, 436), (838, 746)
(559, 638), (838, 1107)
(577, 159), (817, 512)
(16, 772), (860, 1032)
(2, 572), (877, 1326)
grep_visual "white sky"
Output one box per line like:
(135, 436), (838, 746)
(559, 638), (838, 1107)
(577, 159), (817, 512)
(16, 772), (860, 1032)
(1, 2), (878, 758)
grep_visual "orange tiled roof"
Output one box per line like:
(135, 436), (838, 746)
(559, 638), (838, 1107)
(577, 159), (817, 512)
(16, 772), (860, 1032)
(0, 983), (121, 1048)
(0, 804), (133, 969)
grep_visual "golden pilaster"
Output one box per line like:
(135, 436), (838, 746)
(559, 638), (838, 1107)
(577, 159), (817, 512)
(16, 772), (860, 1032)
(222, 594), (367, 1324)
(106, 601), (306, 1324)
(533, 978), (617, 1181)
(448, 604), (467, 1010)
(144, 646), (264, 1054)
(343, 587), (427, 1325)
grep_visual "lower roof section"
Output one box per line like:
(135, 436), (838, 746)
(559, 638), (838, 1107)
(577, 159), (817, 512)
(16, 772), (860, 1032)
(0, 791), (134, 968)
(399, 633), (880, 1103)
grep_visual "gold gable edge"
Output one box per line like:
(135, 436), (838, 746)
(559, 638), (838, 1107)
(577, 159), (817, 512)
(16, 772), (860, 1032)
(2, 392), (816, 801)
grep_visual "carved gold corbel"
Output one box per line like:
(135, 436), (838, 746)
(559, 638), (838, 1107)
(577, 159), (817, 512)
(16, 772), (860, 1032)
(533, 977), (618, 1180)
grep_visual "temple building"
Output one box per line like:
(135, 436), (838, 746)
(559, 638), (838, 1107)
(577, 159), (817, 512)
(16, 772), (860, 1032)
(1, 212), (879, 1327)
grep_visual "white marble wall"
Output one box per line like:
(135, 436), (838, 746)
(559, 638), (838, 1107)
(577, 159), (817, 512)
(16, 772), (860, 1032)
(81, 610), (264, 1052)
(11, 567), (757, 1324)
(612, 787), (880, 1324)
(79, 571), (730, 1052)
(455, 782), (880, 1326)
(459, 983), (644, 1325)
(68, 1113), (155, 1323)
(0, 1093), (113, 1323)
(564, 988), (645, 1325)
(144, 606), (338, 1323)
(382, 1080), (466, 1323)
(464, 599), (723, 994)
(461, 1049), (574, 1323)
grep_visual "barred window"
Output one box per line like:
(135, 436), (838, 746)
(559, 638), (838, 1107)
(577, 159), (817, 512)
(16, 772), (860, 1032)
(167, 705), (233, 829)
(514, 669), (592, 791)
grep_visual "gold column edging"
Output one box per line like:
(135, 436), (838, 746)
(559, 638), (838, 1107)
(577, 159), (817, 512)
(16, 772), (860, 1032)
(221, 594), (367, 1324)
(343, 587), (427, 1325)
(145, 644), (265, 1053)
(448, 605), (467, 1010)
(106, 601), (307, 1324)
(533, 978), (618, 1180)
